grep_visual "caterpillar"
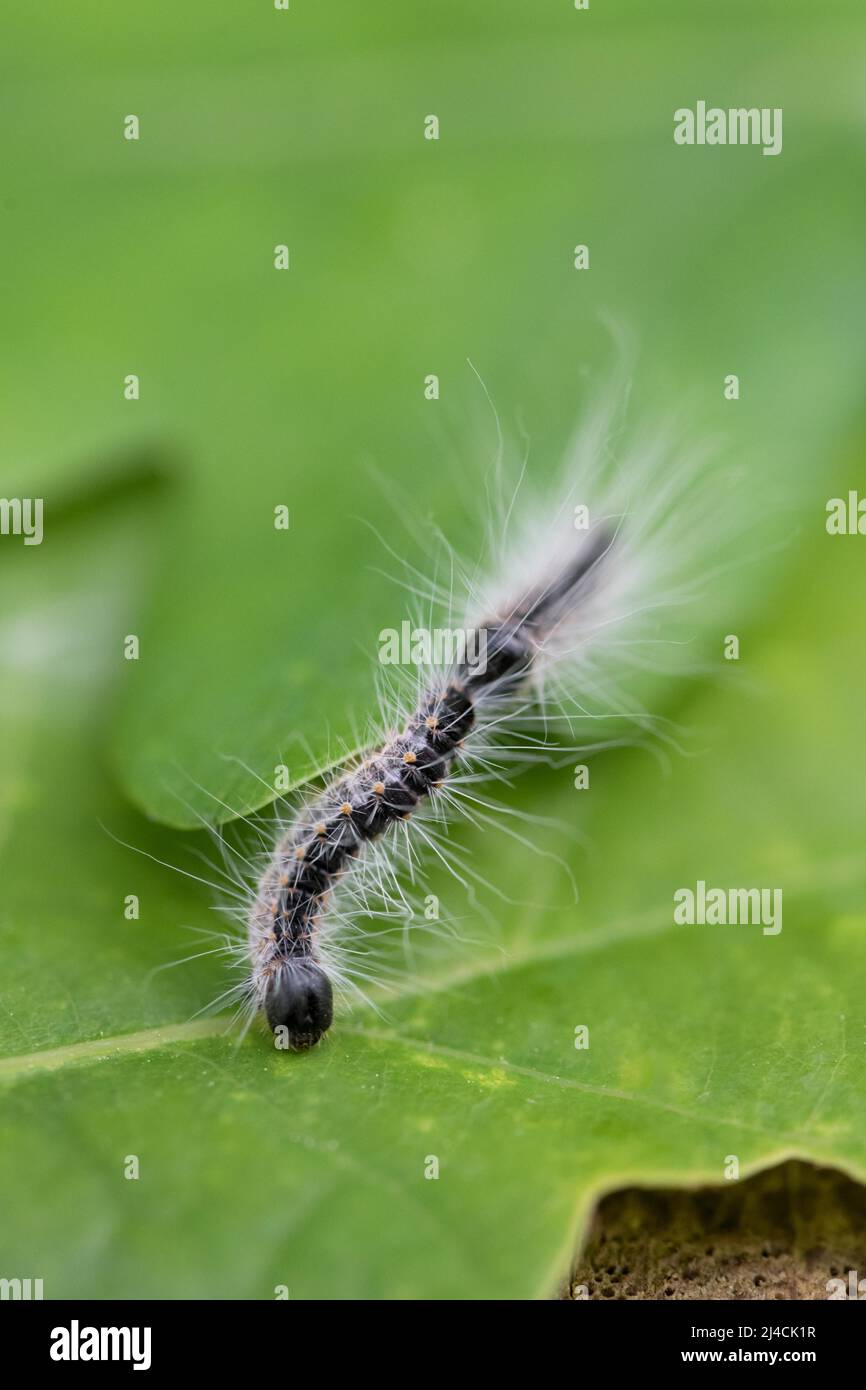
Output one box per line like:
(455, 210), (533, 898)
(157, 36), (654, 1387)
(236, 373), (736, 1050)
(131, 357), (753, 1060)
(249, 524), (615, 1049)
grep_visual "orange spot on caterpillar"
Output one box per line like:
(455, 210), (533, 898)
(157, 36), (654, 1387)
(425, 715), (439, 729)
(293, 847), (305, 860)
(314, 821), (327, 837)
(403, 751), (417, 765)
(339, 802), (353, 816)
(372, 781), (385, 795)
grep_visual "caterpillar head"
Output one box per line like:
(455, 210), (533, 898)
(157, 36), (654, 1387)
(263, 962), (333, 1050)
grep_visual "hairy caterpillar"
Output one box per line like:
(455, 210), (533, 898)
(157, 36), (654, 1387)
(250, 525), (614, 1048)
(240, 387), (730, 1050)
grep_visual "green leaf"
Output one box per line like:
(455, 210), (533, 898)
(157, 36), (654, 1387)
(3, 1), (864, 826)
(1, 473), (865, 1298)
(3, 0), (866, 1302)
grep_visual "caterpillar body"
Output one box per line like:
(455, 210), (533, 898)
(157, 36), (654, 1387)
(250, 525), (616, 1048)
(227, 381), (738, 1053)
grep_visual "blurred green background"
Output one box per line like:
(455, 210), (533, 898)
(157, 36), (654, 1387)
(1, 1), (865, 1299)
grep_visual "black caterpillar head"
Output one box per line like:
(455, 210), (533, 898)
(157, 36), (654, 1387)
(264, 963), (333, 1050)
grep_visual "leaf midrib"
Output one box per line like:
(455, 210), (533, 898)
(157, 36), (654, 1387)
(0, 902), (672, 1082)
(2, 846), (863, 1085)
